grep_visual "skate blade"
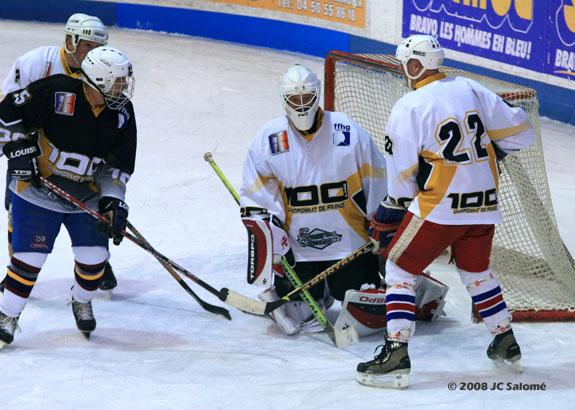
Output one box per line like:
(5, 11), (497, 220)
(491, 358), (523, 374)
(356, 371), (409, 389)
(0, 341), (8, 350)
(81, 331), (92, 340)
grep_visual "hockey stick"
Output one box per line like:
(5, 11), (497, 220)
(263, 242), (374, 313)
(37, 176), (232, 320)
(203, 152), (358, 348)
(125, 221), (233, 319)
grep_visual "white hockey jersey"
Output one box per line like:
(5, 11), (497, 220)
(385, 73), (535, 225)
(240, 110), (387, 262)
(2, 46), (75, 94)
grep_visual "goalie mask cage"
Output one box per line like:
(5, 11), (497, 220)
(325, 50), (575, 321)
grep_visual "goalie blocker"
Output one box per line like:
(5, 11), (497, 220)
(241, 207), (293, 287)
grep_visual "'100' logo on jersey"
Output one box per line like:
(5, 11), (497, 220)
(47, 141), (129, 184)
(285, 181), (348, 214)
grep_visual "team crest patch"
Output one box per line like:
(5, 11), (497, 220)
(297, 228), (342, 250)
(333, 123), (350, 146)
(269, 131), (290, 155)
(54, 92), (76, 116)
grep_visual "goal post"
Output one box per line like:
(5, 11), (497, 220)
(324, 50), (575, 321)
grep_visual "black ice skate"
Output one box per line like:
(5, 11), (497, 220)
(0, 278), (4, 293)
(0, 311), (19, 349)
(356, 337), (411, 388)
(71, 298), (96, 339)
(98, 262), (117, 292)
(487, 328), (522, 373)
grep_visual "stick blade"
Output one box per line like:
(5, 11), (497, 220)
(219, 288), (267, 316)
(196, 292), (232, 320)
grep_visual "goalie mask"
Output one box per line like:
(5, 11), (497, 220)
(81, 46), (135, 110)
(396, 34), (444, 88)
(64, 13), (108, 54)
(278, 65), (320, 132)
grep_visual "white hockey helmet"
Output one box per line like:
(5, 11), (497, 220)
(278, 65), (321, 131)
(65, 13), (108, 53)
(81, 46), (135, 110)
(396, 34), (444, 87)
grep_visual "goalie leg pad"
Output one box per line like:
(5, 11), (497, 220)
(414, 274), (449, 321)
(335, 287), (387, 338)
(258, 287), (329, 335)
(258, 287), (300, 335)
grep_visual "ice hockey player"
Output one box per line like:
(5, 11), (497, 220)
(356, 35), (535, 388)
(0, 46), (136, 348)
(0, 13), (118, 293)
(239, 64), (447, 338)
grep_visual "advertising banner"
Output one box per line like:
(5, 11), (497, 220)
(403, 0), (575, 82)
(207, 0), (366, 28)
(550, 1), (575, 79)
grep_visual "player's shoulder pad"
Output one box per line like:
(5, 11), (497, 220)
(256, 116), (288, 137)
(17, 45), (59, 63)
(25, 73), (80, 97)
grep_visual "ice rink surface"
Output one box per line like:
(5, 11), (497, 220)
(0, 20), (574, 409)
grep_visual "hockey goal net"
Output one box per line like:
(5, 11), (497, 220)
(325, 50), (575, 321)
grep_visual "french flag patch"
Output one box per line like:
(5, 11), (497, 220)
(54, 92), (76, 116)
(269, 131), (290, 155)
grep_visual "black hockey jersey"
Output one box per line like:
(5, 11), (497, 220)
(0, 74), (137, 212)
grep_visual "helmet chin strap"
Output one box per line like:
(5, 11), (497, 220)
(64, 38), (81, 68)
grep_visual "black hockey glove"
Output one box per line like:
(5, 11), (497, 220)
(98, 196), (129, 245)
(2, 139), (40, 186)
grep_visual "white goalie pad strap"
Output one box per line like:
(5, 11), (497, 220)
(414, 274), (449, 322)
(242, 216), (274, 286)
(335, 288), (387, 338)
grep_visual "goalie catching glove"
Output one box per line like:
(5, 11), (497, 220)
(98, 196), (129, 245)
(369, 198), (406, 254)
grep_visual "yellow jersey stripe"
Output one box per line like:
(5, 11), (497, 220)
(338, 170), (369, 240)
(487, 121), (530, 140)
(418, 150), (457, 219)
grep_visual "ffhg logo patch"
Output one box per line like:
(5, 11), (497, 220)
(54, 92), (76, 116)
(333, 123), (350, 146)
